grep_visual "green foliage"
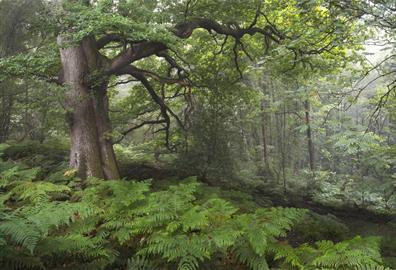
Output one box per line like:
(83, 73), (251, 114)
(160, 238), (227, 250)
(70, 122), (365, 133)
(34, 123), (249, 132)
(0, 159), (391, 270)
(0, 140), (69, 181)
(274, 236), (389, 270)
(126, 256), (160, 270)
(81, 178), (299, 270)
(177, 79), (260, 183)
(2, 140), (67, 164)
(57, 1), (177, 45)
(291, 212), (349, 243)
(0, 0), (394, 267)
(0, 201), (97, 252)
(0, 165), (40, 188)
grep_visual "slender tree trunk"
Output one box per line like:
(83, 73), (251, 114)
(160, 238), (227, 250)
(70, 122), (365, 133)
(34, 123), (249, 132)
(304, 99), (315, 172)
(281, 103), (287, 193)
(260, 100), (269, 170)
(0, 89), (13, 143)
(58, 36), (119, 179)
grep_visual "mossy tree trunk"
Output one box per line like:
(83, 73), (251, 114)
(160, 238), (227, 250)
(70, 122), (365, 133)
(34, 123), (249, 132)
(58, 36), (119, 180)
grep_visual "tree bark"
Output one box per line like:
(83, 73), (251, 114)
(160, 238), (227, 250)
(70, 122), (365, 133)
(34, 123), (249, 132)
(58, 36), (119, 179)
(304, 99), (315, 172)
(92, 85), (120, 179)
(0, 88), (13, 143)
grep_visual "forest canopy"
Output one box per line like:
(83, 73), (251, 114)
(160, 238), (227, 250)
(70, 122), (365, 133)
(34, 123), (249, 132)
(0, 0), (395, 269)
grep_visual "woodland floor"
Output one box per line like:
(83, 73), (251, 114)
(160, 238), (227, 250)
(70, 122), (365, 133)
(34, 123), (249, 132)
(129, 162), (396, 266)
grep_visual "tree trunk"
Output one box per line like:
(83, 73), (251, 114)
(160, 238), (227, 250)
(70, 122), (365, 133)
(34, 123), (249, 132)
(281, 103), (287, 193)
(92, 85), (120, 179)
(260, 100), (269, 171)
(58, 36), (120, 179)
(0, 88), (13, 143)
(304, 99), (315, 171)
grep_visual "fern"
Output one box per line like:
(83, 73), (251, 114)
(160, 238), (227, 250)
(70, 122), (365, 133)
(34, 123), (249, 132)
(131, 183), (306, 270)
(10, 181), (71, 203)
(0, 164), (391, 270)
(0, 166), (40, 188)
(37, 234), (118, 269)
(311, 236), (384, 269)
(178, 255), (201, 270)
(272, 235), (388, 270)
(0, 200), (99, 253)
(0, 246), (45, 270)
(126, 256), (160, 270)
(233, 244), (270, 270)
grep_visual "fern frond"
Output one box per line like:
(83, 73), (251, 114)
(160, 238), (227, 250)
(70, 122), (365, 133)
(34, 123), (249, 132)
(0, 166), (40, 188)
(178, 255), (200, 270)
(11, 181), (71, 203)
(0, 246), (45, 270)
(127, 256), (160, 270)
(233, 244), (270, 270)
(0, 201), (99, 253)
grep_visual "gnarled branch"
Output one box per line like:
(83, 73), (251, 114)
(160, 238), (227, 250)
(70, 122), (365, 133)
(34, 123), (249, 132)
(117, 66), (186, 148)
(108, 41), (167, 75)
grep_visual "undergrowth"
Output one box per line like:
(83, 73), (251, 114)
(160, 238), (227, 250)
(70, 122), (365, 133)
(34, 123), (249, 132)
(0, 143), (392, 270)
